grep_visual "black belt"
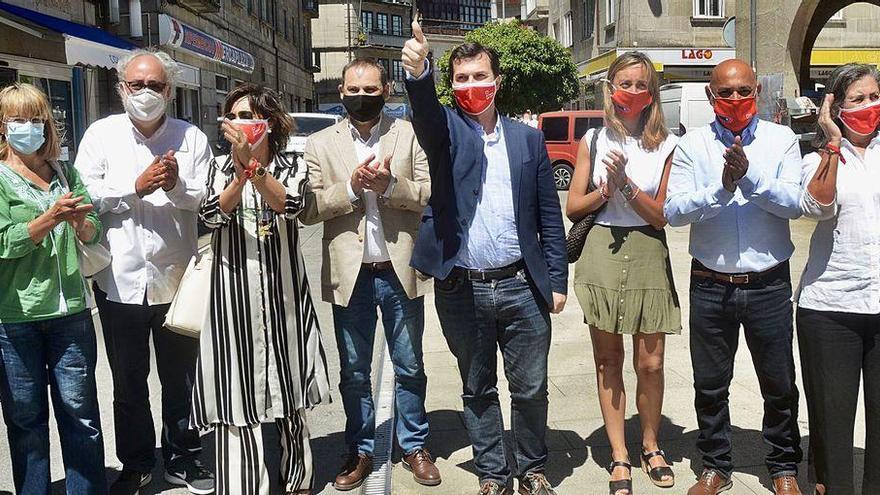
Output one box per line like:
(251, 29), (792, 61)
(691, 259), (789, 286)
(452, 260), (526, 283)
(362, 261), (393, 272)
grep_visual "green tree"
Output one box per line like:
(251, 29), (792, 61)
(435, 20), (579, 114)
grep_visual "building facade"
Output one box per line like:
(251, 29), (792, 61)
(311, 0), (413, 116)
(564, 0), (880, 108)
(1, 0), (318, 154)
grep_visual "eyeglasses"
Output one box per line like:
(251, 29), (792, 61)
(4, 117), (44, 125)
(713, 87), (755, 99)
(224, 111), (256, 120)
(124, 80), (168, 92)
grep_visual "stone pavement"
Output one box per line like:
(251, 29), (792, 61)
(0, 192), (867, 494)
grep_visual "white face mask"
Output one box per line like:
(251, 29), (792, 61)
(123, 88), (167, 123)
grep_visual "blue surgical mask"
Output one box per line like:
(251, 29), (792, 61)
(5, 121), (46, 155)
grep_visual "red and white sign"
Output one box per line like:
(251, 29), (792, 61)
(634, 48), (735, 66)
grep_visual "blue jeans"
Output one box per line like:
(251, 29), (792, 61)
(0, 310), (106, 494)
(333, 267), (428, 455)
(434, 268), (551, 484)
(689, 260), (801, 479)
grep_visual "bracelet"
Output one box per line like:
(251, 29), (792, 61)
(599, 187), (611, 201)
(824, 143), (846, 164)
(625, 186), (641, 202)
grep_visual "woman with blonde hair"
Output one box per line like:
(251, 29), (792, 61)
(0, 83), (105, 493)
(566, 51), (680, 495)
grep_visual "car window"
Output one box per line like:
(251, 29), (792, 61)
(588, 118), (603, 129)
(292, 117), (337, 136)
(542, 117), (569, 142)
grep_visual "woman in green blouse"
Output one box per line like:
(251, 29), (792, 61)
(0, 83), (106, 494)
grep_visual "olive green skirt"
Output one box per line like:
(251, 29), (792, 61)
(573, 224), (681, 335)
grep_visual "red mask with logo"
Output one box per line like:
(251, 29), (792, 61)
(711, 92), (757, 132)
(452, 79), (498, 116)
(838, 99), (880, 136)
(236, 119), (270, 149)
(610, 88), (653, 118)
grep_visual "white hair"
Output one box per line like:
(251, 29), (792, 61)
(115, 49), (181, 93)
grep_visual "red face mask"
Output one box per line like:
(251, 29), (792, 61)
(838, 99), (880, 136)
(236, 119), (270, 149)
(610, 88), (653, 118)
(711, 93), (757, 132)
(452, 80), (498, 116)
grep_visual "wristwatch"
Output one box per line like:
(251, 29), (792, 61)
(620, 183), (636, 201)
(250, 165), (267, 182)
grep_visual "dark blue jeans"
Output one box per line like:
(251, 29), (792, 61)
(0, 310), (106, 494)
(333, 267), (428, 455)
(689, 261), (801, 479)
(434, 268), (551, 484)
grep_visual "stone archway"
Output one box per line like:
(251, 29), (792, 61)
(736, 0), (880, 96)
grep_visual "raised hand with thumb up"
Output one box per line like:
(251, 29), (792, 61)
(402, 17), (429, 78)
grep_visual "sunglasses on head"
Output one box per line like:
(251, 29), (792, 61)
(124, 80), (167, 92)
(224, 111), (258, 120)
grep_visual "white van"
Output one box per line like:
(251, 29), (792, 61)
(660, 82), (715, 136)
(286, 112), (343, 156)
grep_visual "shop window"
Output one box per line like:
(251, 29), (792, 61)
(19, 75), (75, 161)
(215, 74), (229, 93)
(693, 0), (723, 18)
(174, 87), (201, 127)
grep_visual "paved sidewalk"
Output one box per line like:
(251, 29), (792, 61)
(0, 193), (866, 494)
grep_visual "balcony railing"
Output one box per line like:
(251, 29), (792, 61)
(364, 28), (411, 48)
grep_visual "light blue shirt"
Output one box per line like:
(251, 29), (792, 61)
(458, 115), (522, 270)
(664, 118), (803, 273)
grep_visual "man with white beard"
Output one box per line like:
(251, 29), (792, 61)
(74, 49), (214, 495)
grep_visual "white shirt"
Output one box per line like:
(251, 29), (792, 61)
(345, 117), (394, 263)
(74, 114), (211, 305)
(796, 139), (880, 314)
(587, 128), (678, 227)
(664, 119), (803, 273)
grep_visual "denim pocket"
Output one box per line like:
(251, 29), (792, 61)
(434, 275), (461, 294)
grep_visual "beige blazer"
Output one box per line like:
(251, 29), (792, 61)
(300, 116), (431, 307)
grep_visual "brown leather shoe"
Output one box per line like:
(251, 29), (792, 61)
(688, 469), (733, 495)
(518, 472), (556, 495)
(773, 475), (802, 495)
(402, 448), (441, 486)
(333, 452), (373, 491)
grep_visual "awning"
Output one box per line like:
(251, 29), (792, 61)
(0, 1), (135, 69)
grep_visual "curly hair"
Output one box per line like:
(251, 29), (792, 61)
(223, 84), (294, 156)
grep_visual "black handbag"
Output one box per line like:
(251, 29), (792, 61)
(565, 128), (605, 263)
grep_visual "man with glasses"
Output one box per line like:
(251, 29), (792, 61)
(664, 59), (804, 495)
(74, 49), (214, 495)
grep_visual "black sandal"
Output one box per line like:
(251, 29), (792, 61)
(640, 449), (674, 488)
(607, 460), (633, 495)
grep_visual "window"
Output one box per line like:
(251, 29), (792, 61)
(542, 117), (569, 142)
(283, 10), (288, 39)
(392, 59), (404, 81)
(562, 11), (573, 47)
(830, 9), (843, 21)
(605, 0), (615, 24)
(693, 0), (723, 18)
(379, 58), (391, 77)
(361, 10), (373, 32)
(215, 74), (229, 93)
(582, 0), (595, 39)
(574, 117), (603, 140)
(391, 14), (402, 36)
(377, 13), (388, 33)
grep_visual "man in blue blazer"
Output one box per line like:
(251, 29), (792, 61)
(403, 20), (568, 495)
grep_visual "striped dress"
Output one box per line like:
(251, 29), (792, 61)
(191, 153), (331, 429)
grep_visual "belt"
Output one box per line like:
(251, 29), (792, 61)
(452, 260), (526, 283)
(362, 261), (393, 271)
(691, 259), (788, 286)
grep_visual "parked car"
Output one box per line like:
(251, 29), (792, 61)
(659, 82), (715, 136)
(286, 112), (343, 156)
(538, 110), (604, 190)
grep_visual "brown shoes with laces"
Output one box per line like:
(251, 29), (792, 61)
(333, 452), (373, 491)
(773, 475), (802, 494)
(688, 469), (733, 494)
(518, 472), (557, 495)
(402, 448), (441, 486)
(479, 480), (513, 495)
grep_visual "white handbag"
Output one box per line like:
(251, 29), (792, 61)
(77, 239), (112, 277)
(164, 246), (213, 339)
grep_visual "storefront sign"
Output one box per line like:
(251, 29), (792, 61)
(158, 14), (254, 73)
